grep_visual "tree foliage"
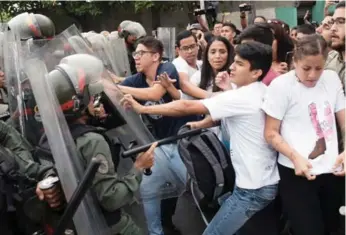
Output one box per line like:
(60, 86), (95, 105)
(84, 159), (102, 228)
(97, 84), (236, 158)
(0, 1), (198, 21)
(0, 1), (199, 31)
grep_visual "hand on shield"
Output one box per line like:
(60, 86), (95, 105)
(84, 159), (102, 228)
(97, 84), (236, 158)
(88, 97), (108, 119)
(154, 72), (176, 89)
(36, 182), (64, 208)
(120, 94), (144, 114)
(134, 142), (157, 171)
(107, 70), (125, 84)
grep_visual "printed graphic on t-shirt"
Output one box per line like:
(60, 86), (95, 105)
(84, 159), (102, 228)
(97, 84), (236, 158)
(144, 99), (164, 120)
(308, 102), (334, 159)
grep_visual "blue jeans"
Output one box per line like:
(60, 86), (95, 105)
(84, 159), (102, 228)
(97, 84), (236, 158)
(140, 143), (187, 235)
(203, 184), (278, 235)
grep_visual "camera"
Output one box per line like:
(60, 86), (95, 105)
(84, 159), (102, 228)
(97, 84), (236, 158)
(194, 9), (207, 16)
(239, 3), (252, 12)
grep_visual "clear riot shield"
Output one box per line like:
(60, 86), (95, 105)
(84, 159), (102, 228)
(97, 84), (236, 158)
(35, 24), (185, 201)
(39, 24), (92, 71)
(108, 37), (131, 77)
(23, 57), (111, 235)
(3, 28), (26, 135)
(157, 27), (176, 62)
(85, 34), (115, 74)
(101, 80), (186, 201)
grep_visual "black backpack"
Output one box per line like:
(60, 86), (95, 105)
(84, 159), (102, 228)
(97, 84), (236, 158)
(177, 126), (235, 224)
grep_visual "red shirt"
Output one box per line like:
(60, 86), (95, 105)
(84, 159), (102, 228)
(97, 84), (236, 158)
(262, 68), (279, 86)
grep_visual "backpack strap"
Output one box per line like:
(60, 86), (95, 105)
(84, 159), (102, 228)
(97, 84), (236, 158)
(203, 132), (229, 170)
(190, 180), (209, 226)
(192, 138), (224, 200)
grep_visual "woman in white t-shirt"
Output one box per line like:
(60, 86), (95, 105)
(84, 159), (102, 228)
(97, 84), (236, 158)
(189, 36), (234, 94)
(176, 36), (235, 140)
(262, 34), (345, 235)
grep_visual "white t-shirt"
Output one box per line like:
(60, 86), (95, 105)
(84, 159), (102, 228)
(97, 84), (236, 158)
(181, 71), (211, 100)
(201, 82), (280, 189)
(173, 57), (202, 99)
(262, 70), (345, 175)
(172, 56), (202, 79)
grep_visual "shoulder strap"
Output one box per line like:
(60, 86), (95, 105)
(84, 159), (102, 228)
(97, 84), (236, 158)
(203, 131), (229, 170)
(191, 138), (224, 200)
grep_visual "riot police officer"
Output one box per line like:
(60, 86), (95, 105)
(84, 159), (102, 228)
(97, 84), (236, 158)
(44, 53), (157, 235)
(118, 21), (146, 75)
(8, 12), (55, 41)
(0, 119), (59, 235)
(5, 12), (56, 145)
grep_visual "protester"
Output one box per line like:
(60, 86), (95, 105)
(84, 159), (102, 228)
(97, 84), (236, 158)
(263, 34), (345, 235)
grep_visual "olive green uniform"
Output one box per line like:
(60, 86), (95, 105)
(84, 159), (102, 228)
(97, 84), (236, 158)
(75, 131), (144, 235)
(0, 120), (54, 180)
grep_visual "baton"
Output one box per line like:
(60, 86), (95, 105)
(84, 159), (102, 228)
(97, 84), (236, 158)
(54, 158), (101, 235)
(122, 128), (206, 176)
(122, 128), (205, 158)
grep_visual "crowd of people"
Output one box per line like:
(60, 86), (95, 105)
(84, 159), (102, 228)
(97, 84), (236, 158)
(0, 1), (344, 235)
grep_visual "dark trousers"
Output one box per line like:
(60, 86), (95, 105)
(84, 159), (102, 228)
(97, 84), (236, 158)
(279, 164), (345, 235)
(238, 196), (282, 235)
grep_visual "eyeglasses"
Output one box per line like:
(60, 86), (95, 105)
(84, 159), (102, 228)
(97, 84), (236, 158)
(180, 44), (197, 52)
(331, 17), (345, 26)
(132, 50), (156, 58)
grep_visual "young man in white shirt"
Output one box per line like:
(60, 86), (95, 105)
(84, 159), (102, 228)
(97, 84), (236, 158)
(121, 41), (280, 235)
(173, 30), (209, 99)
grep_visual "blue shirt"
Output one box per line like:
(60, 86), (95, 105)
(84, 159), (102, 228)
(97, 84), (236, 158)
(121, 62), (199, 139)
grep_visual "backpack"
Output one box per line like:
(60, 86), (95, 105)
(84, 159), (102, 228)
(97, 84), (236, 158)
(177, 126), (235, 224)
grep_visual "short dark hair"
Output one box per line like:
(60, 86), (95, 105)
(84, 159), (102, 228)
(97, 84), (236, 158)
(235, 23), (274, 46)
(235, 41), (272, 81)
(214, 21), (223, 26)
(336, 1), (345, 9)
(294, 34), (328, 61)
(137, 36), (164, 59)
(291, 26), (297, 30)
(176, 30), (197, 48)
(296, 24), (315, 35)
(222, 23), (237, 33)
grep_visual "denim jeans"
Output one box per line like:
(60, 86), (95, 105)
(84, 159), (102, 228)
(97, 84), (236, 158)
(203, 184), (278, 235)
(140, 143), (187, 235)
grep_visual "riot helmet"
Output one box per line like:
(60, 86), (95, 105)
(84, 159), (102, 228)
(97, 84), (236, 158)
(8, 12), (55, 40)
(119, 21), (146, 45)
(48, 54), (104, 120)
